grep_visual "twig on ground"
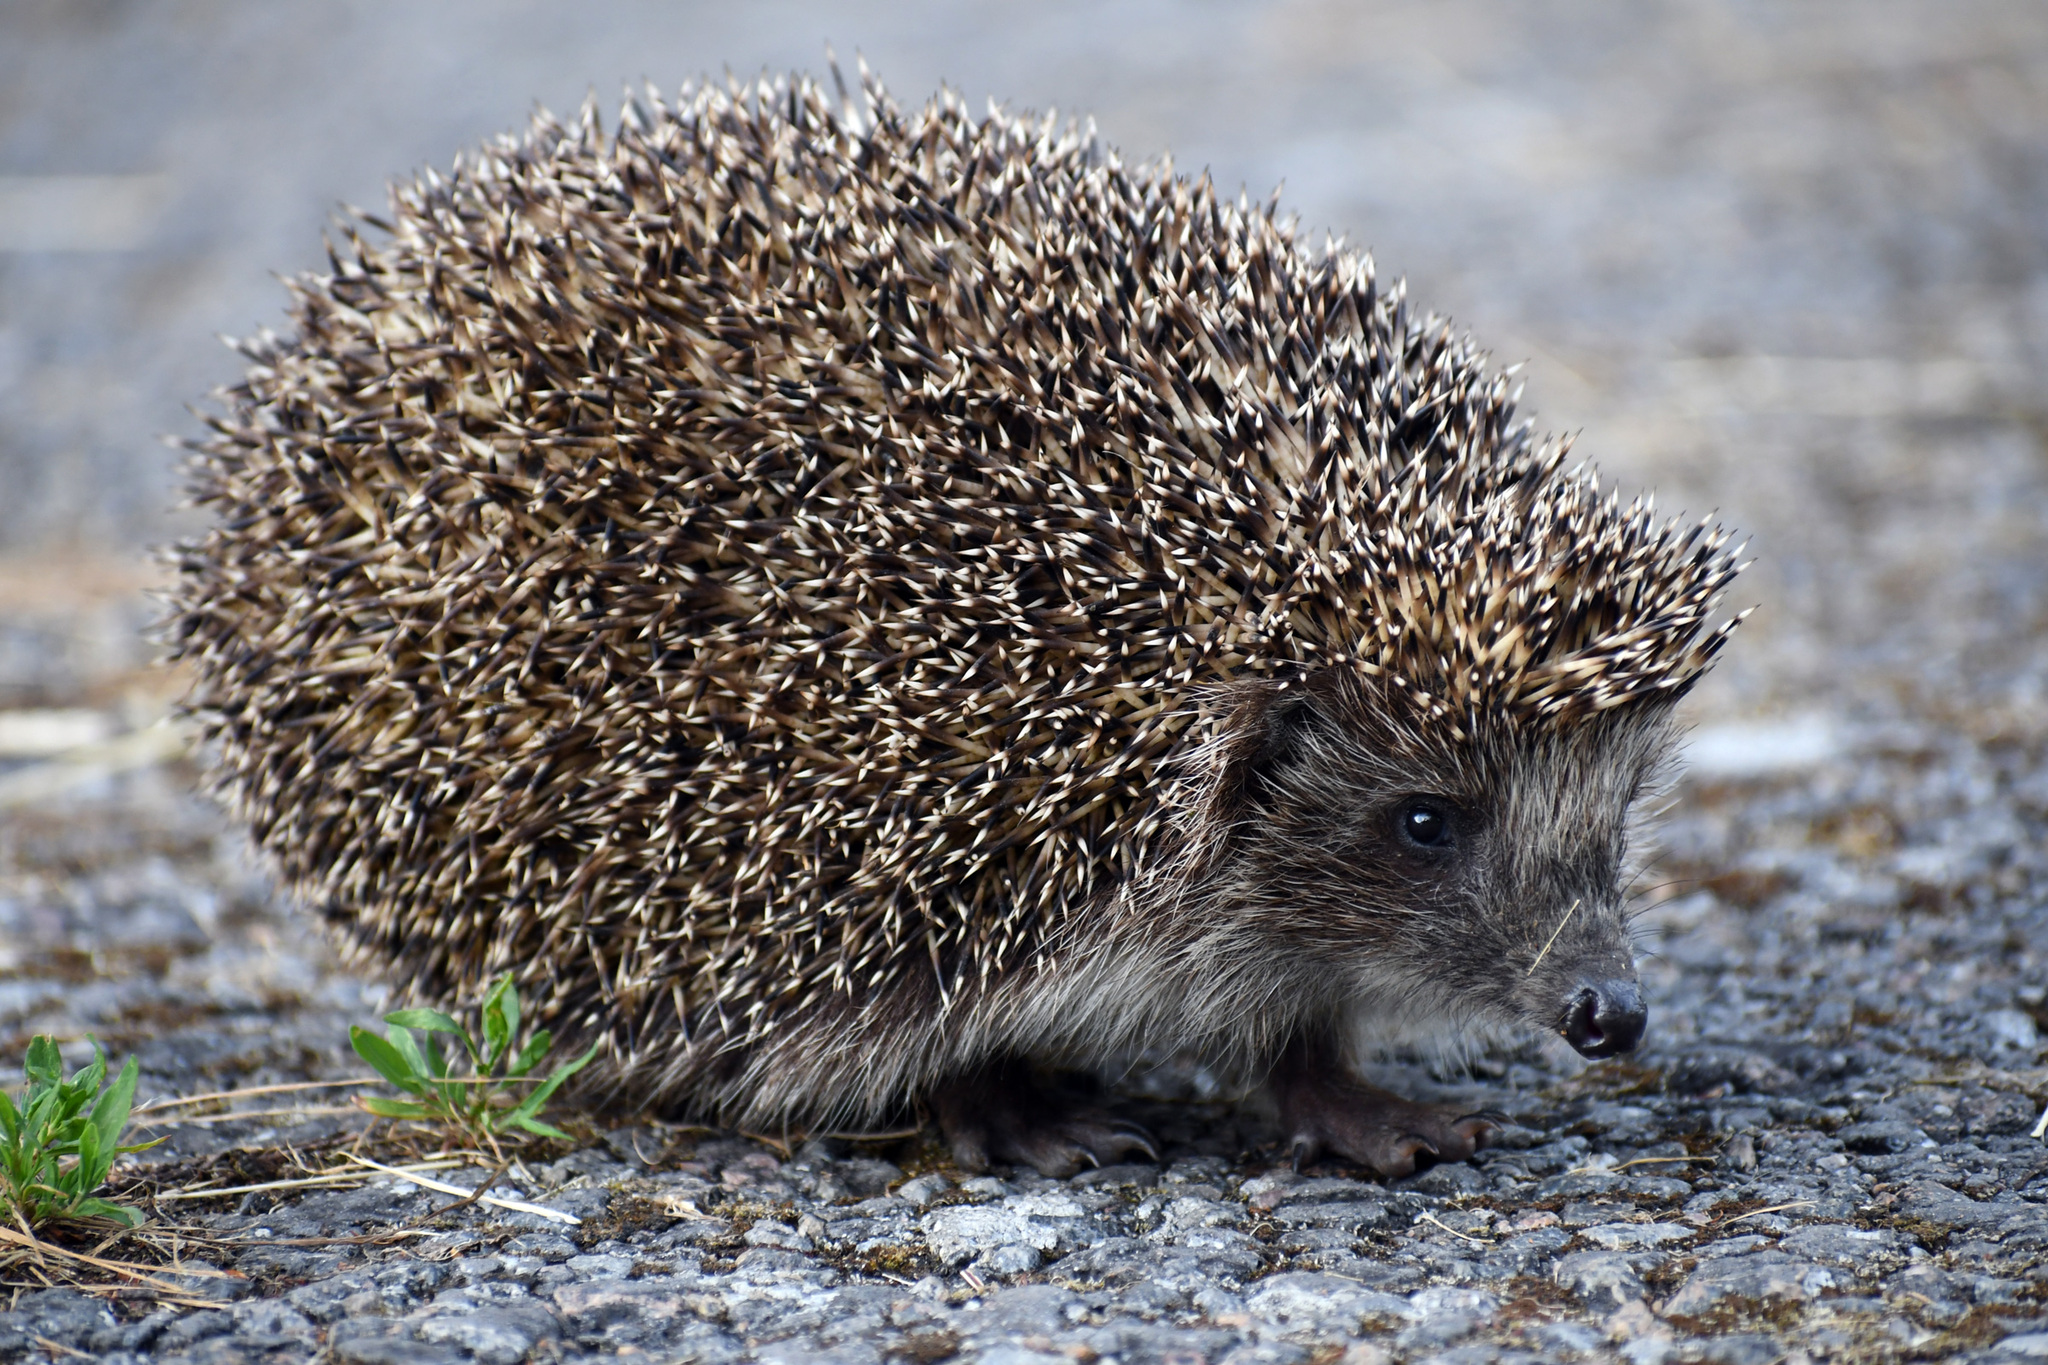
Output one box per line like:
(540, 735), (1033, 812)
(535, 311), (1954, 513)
(341, 1154), (581, 1225)
(1565, 1154), (1717, 1175)
(1416, 1211), (1491, 1244)
(219, 1230), (436, 1248)
(739, 1130), (794, 1158)
(407, 1163), (508, 1225)
(132, 1079), (382, 1114)
(822, 1126), (926, 1142)
(133, 1105), (364, 1129)
(150, 1158), (467, 1203)
(1720, 1200), (1816, 1226)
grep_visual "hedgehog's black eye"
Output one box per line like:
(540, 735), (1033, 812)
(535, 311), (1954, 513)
(1397, 800), (1454, 850)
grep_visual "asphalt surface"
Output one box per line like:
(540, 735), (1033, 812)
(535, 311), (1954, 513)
(1, 2), (2047, 1362)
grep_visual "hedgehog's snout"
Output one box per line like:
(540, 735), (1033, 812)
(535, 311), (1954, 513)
(1559, 978), (1647, 1058)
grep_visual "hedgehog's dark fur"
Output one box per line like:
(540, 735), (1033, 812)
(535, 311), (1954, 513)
(170, 71), (1743, 1175)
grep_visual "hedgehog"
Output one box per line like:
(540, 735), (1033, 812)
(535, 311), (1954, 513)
(168, 70), (1744, 1178)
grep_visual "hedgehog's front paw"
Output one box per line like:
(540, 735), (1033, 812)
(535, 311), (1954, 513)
(1281, 1085), (1500, 1178)
(1271, 1040), (1502, 1179)
(933, 1063), (1158, 1179)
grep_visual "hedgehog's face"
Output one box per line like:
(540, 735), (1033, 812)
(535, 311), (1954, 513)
(1223, 671), (1671, 1059)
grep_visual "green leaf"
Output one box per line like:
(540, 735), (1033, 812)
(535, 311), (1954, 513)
(480, 975), (517, 1070)
(433, 1075), (473, 1116)
(72, 1119), (106, 1193)
(359, 1097), (434, 1119)
(0, 1088), (20, 1145)
(350, 1026), (426, 1094)
(506, 1113), (573, 1140)
(23, 1036), (61, 1087)
(383, 1009), (467, 1036)
(70, 1197), (143, 1227)
(72, 1040), (108, 1102)
(89, 1057), (139, 1156)
(417, 1028), (450, 1081)
(506, 1039), (599, 1123)
(384, 1025), (431, 1081)
(507, 1030), (553, 1079)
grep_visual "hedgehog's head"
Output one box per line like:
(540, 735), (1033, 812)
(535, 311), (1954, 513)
(1192, 461), (1744, 1061)
(1208, 668), (1684, 1059)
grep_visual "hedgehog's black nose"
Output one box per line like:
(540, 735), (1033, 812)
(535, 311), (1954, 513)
(1561, 980), (1646, 1059)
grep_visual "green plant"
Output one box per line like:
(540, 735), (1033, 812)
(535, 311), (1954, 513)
(351, 972), (598, 1154)
(0, 1036), (156, 1229)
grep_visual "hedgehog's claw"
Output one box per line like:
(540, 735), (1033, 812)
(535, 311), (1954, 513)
(933, 1064), (1157, 1179)
(1272, 1037), (1501, 1180)
(1113, 1121), (1161, 1164)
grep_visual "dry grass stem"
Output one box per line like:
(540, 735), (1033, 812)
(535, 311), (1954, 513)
(134, 1105), (364, 1129)
(151, 1158), (466, 1204)
(133, 1080), (382, 1114)
(341, 1154), (580, 1225)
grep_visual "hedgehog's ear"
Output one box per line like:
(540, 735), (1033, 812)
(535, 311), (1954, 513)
(1205, 679), (1324, 820)
(1252, 685), (1320, 776)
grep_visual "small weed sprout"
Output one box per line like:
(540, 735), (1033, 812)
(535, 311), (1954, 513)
(351, 972), (599, 1156)
(0, 1036), (158, 1229)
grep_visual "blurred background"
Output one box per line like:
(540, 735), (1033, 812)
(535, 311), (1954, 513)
(5, 0), (2048, 730)
(0, 1), (2045, 1082)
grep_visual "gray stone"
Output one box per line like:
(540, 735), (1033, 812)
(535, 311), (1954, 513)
(1407, 1286), (1500, 1321)
(1403, 1162), (1492, 1195)
(896, 1173), (952, 1207)
(1552, 1250), (1654, 1312)
(1242, 1271), (1414, 1334)
(1692, 1235), (1772, 1259)
(971, 1349), (1070, 1365)
(1534, 1321), (1605, 1353)
(1778, 1222), (1903, 1269)
(562, 1251), (634, 1278)
(1171, 1225), (1263, 1255)
(1662, 1253), (1838, 1318)
(1270, 1199), (1392, 1228)
(552, 1279), (698, 1325)
(978, 1243), (1044, 1274)
(1839, 1121), (1930, 1154)
(1900, 1180), (2035, 1230)
(1665, 1047), (1799, 1096)
(971, 1283), (1080, 1334)
(745, 1219), (817, 1251)
(923, 1205), (1061, 1266)
(284, 1274), (379, 1324)
(1998, 1332), (2048, 1357)
(1695, 1334), (1793, 1365)
(1539, 1171), (1626, 1198)
(155, 1309), (234, 1351)
(222, 1298), (316, 1345)
(413, 1302), (560, 1365)
(330, 1324), (469, 1365)
(1580, 1222), (1694, 1250)
(501, 1233), (579, 1262)
(86, 1309), (174, 1356)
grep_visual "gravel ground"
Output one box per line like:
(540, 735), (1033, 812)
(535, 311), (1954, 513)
(3, 3), (2048, 1362)
(0, 698), (2044, 1363)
